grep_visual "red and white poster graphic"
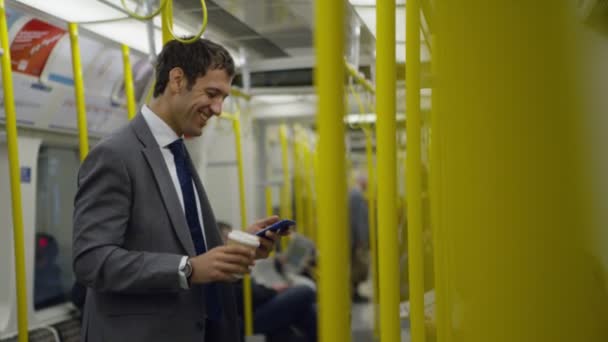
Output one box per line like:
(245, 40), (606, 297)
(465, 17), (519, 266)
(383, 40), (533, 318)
(10, 19), (66, 77)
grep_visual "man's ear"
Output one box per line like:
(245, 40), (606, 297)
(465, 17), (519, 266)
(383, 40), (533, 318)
(168, 67), (186, 94)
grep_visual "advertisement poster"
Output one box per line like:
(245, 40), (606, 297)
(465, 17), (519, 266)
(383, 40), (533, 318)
(10, 19), (66, 77)
(50, 94), (128, 137)
(5, 6), (24, 30)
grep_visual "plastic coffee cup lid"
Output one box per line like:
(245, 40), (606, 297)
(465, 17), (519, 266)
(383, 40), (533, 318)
(228, 230), (260, 248)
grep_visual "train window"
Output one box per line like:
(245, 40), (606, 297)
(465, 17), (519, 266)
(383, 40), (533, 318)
(34, 146), (80, 310)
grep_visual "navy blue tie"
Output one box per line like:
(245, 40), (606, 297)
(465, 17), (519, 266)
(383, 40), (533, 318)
(167, 138), (222, 321)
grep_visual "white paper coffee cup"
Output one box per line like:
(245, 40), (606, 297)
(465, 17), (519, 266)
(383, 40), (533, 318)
(227, 231), (260, 278)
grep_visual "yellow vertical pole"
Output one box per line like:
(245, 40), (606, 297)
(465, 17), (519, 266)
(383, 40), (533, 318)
(232, 117), (254, 336)
(68, 23), (89, 161)
(311, 146), (320, 245)
(435, 1), (608, 341)
(294, 129), (306, 236)
(279, 124), (291, 250)
(0, 1), (29, 341)
(314, 0), (349, 340)
(265, 185), (276, 257)
(363, 126), (379, 339)
(304, 144), (316, 243)
(429, 28), (448, 342)
(406, 0), (426, 341)
(265, 186), (273, 217)
(376, 0), (399, 341)
(121, 44), (137, 120)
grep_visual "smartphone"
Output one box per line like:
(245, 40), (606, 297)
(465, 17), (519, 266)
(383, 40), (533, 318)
(255, 219), (296, 238)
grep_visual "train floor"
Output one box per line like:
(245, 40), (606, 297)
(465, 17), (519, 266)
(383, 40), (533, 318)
(351, 277), (411, 342)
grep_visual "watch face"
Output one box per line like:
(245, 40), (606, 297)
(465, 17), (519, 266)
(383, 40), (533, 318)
(185, 261), (193, 277)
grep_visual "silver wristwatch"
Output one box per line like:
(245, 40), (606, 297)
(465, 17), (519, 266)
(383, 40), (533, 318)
(179, 257), (193, 288)
(183, 259), (193, 279)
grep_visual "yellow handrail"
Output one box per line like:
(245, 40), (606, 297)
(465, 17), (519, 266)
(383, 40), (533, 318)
(363, 126), (379, 339)
(304, 143), (316, 244)
(120, 0), (208, 44)
(428, 34), (446, 342)
(312, 146), (320, 245)
(0, 1), (29, 341)
(230, 115), (255, 336)
(161, 0), (173, 44)
(218, 111), (255, 336)
(279, 124), (291, 250)
(161, 0), (207, 44)
(68, 23), (90, 162)
(230, 88), (252, 101)
(433, 1), (608, 341)
(265, 186), (273, 217)
(265, 185), (275, 257)
(293, 127), (306, 237)
(121, 44), (137, 120)
(314, 0), (350, 341)
(376, 1), (400, 342)
(345, 60), (375, 94)
(406, 0), (426, 341)
(121, 0), (167, 20)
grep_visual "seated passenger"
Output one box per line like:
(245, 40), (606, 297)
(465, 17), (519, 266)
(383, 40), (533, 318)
(34, 233), (66, 309)
(217, 222), (317, 342)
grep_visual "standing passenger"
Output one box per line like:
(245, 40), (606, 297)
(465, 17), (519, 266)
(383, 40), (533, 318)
(350, 173), (370, 303)
(72, 38), (281, 342)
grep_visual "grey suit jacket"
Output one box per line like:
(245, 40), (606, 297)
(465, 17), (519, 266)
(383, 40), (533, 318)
(72, 114), (240, 342)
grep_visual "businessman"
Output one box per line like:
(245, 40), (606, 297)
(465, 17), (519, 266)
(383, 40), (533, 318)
(72, 38), (280, 342)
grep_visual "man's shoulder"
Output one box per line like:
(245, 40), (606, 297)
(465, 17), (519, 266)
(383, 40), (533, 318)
(97, 123), (139, 152)
(85, 123), (140, 165)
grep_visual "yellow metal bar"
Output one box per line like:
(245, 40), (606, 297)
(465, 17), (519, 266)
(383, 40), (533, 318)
(68, 23), (89, 162)
(279, 124), (291, 250)
(312, 146), (320, 245)
(376, 0), (400, 341)
(294, 130), (308, 238)
(265, 186), (273, 217)
(230, 87), (252, 101)
(0, 1), (29, 341)
(265, 186), (276, 257)
(345, 61), (375, 94)
(220, 112), (238, 121)
(161, 0), (173, 44)
(232, 117), (254, 336)
(428, 29), (447, 342)
(314, 0), (349, 340)
(435, 1), (608, 341)
(145, 81), (155, 105)
(121, 44), (137, 120)
(406, 0), (426, 341)
(304, 144), (316, 243)
(363, 127), (380, 339)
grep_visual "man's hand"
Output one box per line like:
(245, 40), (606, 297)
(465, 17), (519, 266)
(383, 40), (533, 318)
(246, 216), (291, 259)
(189, 245), (255, 284)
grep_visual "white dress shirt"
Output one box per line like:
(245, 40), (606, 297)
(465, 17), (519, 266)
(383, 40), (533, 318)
(141, 105), (206, 288)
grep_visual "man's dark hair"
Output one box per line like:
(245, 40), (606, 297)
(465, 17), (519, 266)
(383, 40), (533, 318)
(153, 37), (235, 97)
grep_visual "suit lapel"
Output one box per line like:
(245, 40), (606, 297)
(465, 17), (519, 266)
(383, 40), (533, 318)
(131, 114), (196, 256)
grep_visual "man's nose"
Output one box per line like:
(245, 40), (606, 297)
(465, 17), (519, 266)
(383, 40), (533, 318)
(211, 99), (223, 116)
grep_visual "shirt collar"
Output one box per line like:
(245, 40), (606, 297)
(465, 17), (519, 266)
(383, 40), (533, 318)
(141, 105), (181, 148)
